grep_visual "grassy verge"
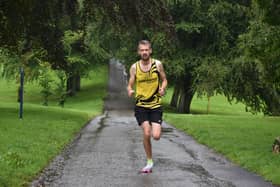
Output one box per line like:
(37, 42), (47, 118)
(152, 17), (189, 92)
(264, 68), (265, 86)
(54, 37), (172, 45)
(163, 89), (280, 185)
(0, 65), (107, 187)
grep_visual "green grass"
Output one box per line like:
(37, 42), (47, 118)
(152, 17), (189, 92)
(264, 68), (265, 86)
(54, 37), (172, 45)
(162, 89), (280, 185)
(0, 65), (108, 187)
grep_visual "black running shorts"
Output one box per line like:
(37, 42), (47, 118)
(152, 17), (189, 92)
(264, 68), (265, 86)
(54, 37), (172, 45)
(134, 106), (163, 126)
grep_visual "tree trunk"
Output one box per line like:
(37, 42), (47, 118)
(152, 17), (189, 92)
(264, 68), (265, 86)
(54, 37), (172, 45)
(261, 88), (280, 116)
(75, 74), (81, 91)
(177, 89), (186, 113)
(66, 75), (76, 96)
(177, 88), (194, 113)
(66, 73), (81, 95)
(176, 75), (195, 113)
(266, 100), (280, 116)
(170, 84), (180, 107)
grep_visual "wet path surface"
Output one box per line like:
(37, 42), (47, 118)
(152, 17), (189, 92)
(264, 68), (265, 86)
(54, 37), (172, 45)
(31, 60), (274, 187)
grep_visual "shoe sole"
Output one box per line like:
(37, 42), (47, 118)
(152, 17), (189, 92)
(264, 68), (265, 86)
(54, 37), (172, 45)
(140, 169), (152, 173)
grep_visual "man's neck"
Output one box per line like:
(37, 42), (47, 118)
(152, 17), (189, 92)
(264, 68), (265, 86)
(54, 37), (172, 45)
(141, 58), (151, 65)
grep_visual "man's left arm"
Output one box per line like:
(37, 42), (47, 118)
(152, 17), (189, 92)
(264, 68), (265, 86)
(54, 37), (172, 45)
(158, 62), (167, 96)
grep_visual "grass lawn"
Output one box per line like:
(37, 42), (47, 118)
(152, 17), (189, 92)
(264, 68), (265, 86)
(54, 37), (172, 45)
(0, 65), (108, 187)
(162, 89), (280, 185)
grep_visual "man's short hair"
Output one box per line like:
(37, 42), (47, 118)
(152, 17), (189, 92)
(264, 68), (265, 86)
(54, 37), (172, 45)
(138, 40), (152, 49)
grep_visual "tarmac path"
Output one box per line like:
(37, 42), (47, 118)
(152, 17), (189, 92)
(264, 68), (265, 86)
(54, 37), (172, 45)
(31, 60), (274, 187)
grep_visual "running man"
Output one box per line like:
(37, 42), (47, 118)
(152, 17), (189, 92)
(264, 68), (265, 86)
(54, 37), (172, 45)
(127, 40), (168, 173)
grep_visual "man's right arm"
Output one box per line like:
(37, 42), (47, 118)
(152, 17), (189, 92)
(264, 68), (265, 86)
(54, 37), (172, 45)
(127, 64), (136, 97)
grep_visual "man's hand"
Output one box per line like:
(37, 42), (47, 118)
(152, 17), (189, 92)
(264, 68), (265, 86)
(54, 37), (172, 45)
(159, 87), (165, 96)
(128, 89), (135, 97)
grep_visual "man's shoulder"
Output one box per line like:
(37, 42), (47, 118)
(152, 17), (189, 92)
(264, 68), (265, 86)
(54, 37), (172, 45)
(131, 62), (137, 68)
(153, 58), (163, 66)
(152, 59), (163, 71)
(133, 60), (140, 66)
(130, 62), (137, 72)
(153, 58), (162, 63)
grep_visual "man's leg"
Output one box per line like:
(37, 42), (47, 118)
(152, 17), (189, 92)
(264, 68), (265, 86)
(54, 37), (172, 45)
(151, 122), (161, 140)
(150, 107), (162, 140)
(141, 121), (154, 172)
(141, 121), (152, 159)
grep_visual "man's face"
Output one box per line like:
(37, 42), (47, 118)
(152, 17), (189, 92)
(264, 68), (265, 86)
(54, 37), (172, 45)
(138, 44), (152, 61)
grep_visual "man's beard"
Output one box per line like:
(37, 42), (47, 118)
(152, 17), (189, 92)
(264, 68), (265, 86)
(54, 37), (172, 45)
(141, 54), (150, 61)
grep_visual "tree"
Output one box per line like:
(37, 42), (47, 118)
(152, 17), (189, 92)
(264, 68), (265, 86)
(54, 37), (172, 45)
(0, 0), (86, 97)
(194, 57), (227, 113)
(257, 0), (280, 25)
(225, 1), (280, 115)
(82, 0), (177, 63)
(62, 30), (88, 96)
(167, 0), (250, 113)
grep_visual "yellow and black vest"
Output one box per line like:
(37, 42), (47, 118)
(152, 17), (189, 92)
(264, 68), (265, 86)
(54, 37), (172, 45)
(135, 59), (161, 109)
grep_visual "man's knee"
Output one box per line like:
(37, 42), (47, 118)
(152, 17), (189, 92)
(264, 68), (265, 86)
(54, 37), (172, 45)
(151, 123), (161, 140)
(153, 134), (160, 140)
(144, 130), (151, 138)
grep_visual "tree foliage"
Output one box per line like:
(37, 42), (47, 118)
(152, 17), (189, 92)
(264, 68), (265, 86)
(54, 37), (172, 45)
(167, 0), (250, 113)
(225, 1), (280, 115)
(82, 0), (177, 63)
(1, 0), (92, 98)
(0, 0), (279, 115)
